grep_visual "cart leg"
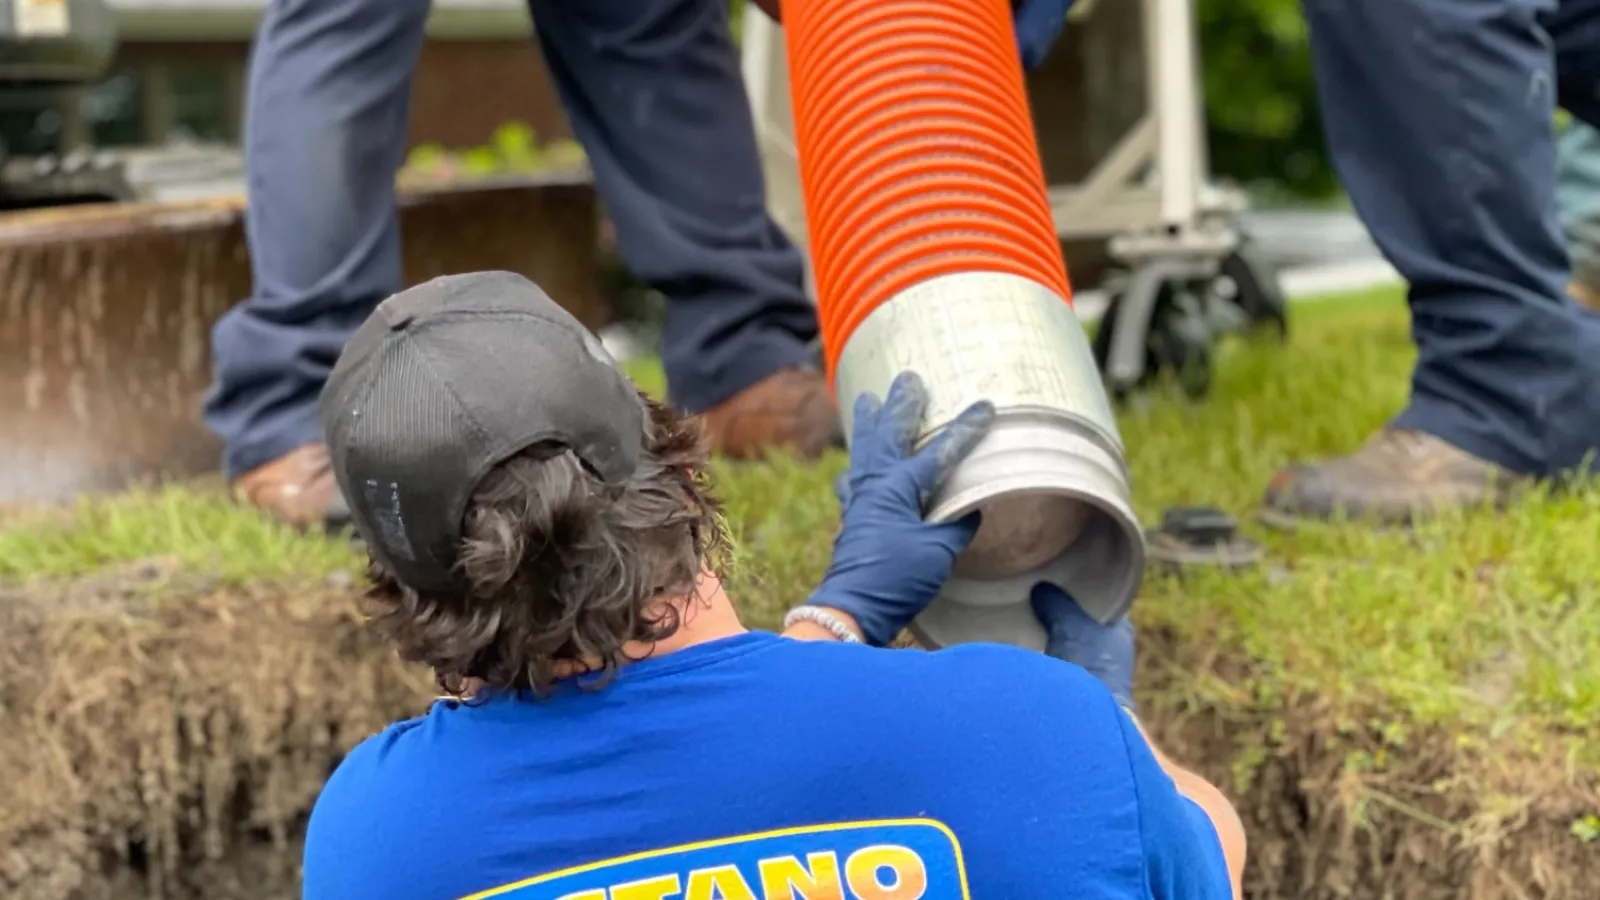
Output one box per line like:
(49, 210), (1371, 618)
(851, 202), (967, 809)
(1104, 261), (1175, 390)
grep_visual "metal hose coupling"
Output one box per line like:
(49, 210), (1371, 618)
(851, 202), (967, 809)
(787, 0), (1146, 649)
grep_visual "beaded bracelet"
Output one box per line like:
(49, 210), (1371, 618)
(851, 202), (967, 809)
(782, 605), (865, 644)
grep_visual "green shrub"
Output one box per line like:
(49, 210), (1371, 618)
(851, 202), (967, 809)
(1198, 0), (1335, 200)
(401, 122), (587, 180)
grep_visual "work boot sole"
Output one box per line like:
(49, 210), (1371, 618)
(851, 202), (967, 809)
(1253, 506), (1405, 534)
(1255, 491), (1535, 534)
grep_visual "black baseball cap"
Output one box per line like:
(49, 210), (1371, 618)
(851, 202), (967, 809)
(319, 271), (645, 592)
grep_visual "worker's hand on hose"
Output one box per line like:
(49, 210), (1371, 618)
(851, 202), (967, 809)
(1030, 583), (1137, 712)
(1013, 0), (1078, 71)
(809, 371), (996, 647)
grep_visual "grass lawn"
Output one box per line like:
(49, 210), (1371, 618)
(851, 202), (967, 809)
(2, 284), (1597, 899)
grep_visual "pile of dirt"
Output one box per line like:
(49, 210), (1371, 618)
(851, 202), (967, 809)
(0, 558), (433, 900)
(2, 558), (1595, 899)
(1138, 622), (1600, 900)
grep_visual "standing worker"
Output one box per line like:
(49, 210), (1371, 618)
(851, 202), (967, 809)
(1262, 0), (1600, 527)
(205, 0), (1076, 530)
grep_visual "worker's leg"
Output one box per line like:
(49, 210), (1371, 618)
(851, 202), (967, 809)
(204, 0), (430, 509)
(523, 0), (839, 458)
(1266, 0), (1600, 525)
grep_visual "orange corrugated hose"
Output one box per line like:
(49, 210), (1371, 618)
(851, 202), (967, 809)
(785, 0), (1074, 383)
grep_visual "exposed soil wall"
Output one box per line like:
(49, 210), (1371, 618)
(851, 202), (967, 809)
(1138, 622), (1599, 900)
(2, 566), (1594, 899)
(0, 560), (433, 900)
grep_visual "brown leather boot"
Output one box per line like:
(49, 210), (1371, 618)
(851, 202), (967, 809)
(231, 443), (352, 530)
(1259, 428), (1530, 530)
(698, 367), (844, 460)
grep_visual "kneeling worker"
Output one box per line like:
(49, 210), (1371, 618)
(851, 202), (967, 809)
(303, 271), (1246, 899)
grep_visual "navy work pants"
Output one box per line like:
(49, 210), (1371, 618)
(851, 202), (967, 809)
(1302, 0), (1600, 476)
(203, 0), (816, 478)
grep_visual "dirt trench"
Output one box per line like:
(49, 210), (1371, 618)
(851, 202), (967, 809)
(0, 563), (1594, 900)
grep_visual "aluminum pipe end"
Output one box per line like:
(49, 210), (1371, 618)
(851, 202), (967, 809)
(833, 271), (1147, 651)
(911, 410), (1144, 651)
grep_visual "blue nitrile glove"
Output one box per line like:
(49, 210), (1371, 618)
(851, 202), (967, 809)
(1030, 582), (1137, 712)
(810, 371), (996, 647)
(1013, 0), (1078, 71)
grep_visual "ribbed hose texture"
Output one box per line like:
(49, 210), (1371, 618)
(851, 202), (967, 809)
(786, 0), (1074, 378)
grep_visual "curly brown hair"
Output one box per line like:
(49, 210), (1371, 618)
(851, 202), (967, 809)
(363, 395), (729, 696)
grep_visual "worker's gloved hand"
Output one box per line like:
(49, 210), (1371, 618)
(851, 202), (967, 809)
(810, 371), (995, 647)
(1030, 583), (1137, 712)
(1013, 0), (1078, 71)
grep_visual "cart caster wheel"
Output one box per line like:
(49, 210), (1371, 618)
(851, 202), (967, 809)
(1217, 240), (1288, 338)
(1093, 280), (1215, 400)
(1154, 303), (1212, 400)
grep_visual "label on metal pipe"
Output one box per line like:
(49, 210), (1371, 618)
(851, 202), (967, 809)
(833, 271), (1121, 449)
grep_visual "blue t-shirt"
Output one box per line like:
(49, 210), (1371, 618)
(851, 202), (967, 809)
(303, 633), (1230, 900)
